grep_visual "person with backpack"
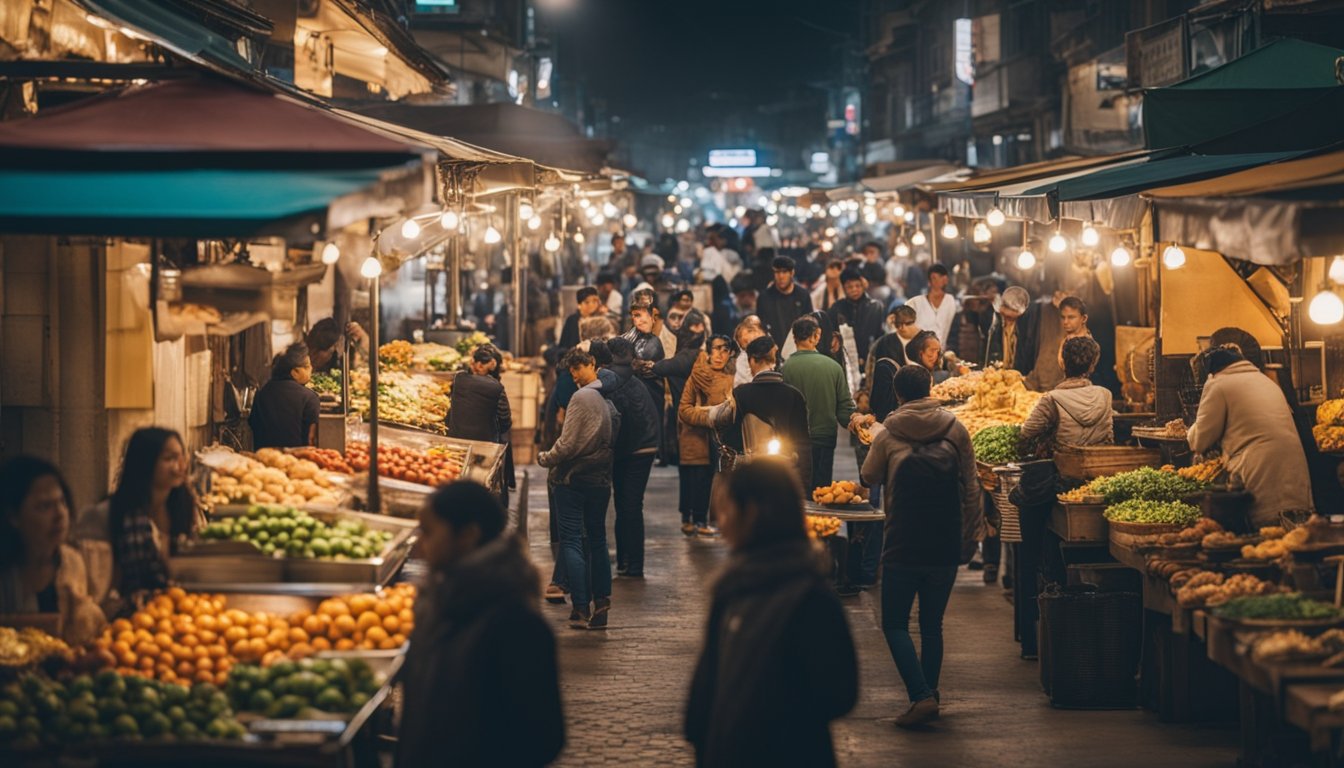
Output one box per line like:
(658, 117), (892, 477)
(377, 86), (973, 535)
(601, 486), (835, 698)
(860, 364), (981, 727)
(602, 337), (661, 578)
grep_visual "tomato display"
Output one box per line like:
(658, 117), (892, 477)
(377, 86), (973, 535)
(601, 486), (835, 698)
(345, 442), (466, 487)
(289, 447), (354, 475)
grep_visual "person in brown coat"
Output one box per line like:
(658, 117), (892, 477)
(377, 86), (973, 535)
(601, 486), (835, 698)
(677, 334), (737, 536)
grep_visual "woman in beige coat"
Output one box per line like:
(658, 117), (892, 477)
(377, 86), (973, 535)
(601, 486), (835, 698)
(1187, 346), (1313, 526)
(677, 334), (737, 536)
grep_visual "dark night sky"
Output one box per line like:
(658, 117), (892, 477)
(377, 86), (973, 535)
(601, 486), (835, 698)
(552, 0), (861, 125)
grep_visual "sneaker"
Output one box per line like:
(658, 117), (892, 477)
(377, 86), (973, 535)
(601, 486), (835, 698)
(695, 524), (719, 538)
(681, 522), (696, 537)
(982, 564), (999, 585)
(587, 598), (610, 630)
(835, 584), (863, 598)
(894, 697), (940, 728)
(568, 606), (591, 630)
(620, 570), (644, 579)
(544, 584), (568, 604)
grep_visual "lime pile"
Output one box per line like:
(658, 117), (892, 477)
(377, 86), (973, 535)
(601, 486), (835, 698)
(225, 657), (381, 717)
(200, 505), (393, 560)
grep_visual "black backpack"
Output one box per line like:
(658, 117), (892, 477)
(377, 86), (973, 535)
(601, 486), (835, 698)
(886, 433), (964, 566)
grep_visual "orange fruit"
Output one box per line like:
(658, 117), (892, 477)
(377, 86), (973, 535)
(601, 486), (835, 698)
(118, 650), (137, 668)
(194, 669), (213, 684)
(287, 627), (309, 644)
(223, 626), (248, 644)
(112, 618), (133, 634)
(391, 633), (406, 647)
(398, 608), (414, 625)
(153, 632), (174, 649)
(356, 612), (381, 632)
(373, 601), (394, 618)
(265, 629), (290, 651)
(198, 629), (218, 646)
(289, 642), (313, 659)
(332, 614), (356, 637)
(167, 586), (187, 601)
(247, 637), (267, 658)
(301, 615), (325, 636)
(196, 614), (218, 632)
(111, 640), (131, 657)
(352, 630), (365, 645)
(381, 615), (400, 634)
(230, 639), (251, 658)
(173, 645), (192, 662)
(378, 636), (400, 651)
(116, 630), (137, 647)
(207, 644), (227, 659)
(157, 651), (174, 667)
(334, 638), (355, 651)
(261, 650), (285, 667)
(157, 618), (175, 635)
(196, 657), (214, 672)
(319, 599), (350, 618)
(310, 637), (331, 651)
(180, 634), (199, 649)
(132, 612), (155, 630)
(249, 623), (268, 639)
(365, 626), (389, 645)
(134, 641), (157, 658)
(138, 656), (155, 671)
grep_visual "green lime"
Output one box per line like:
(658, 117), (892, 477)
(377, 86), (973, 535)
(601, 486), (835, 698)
(112, 713), (139, 737)
(248, 689), (275, 712)
(313, 687), (346, 712)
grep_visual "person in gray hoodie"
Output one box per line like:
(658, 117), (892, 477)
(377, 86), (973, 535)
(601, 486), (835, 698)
(859, 364), (981, 728)
(1020, 336), (1114, 449)
(538, 348), (617, 630)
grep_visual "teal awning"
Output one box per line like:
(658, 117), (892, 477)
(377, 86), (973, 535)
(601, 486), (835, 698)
(0, 167), (390, 237)
(1022, 151), (1301, 201)
(76, 0), (262, 75)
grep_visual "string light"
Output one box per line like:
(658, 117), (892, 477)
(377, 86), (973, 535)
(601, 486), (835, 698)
(603, 202), (620, 218)
(986, 206), (1006, 227)
(893, 203), (906, 218)
(484, 224), (502, 244)
(1081, 224), (1100, 247)
(910, 230), (927, 246)
(1048, 231), (1068, 253)
(544, 233), (561, 253)
(440, 210), (459, 230)
(1329, 256), (1344, 284)
(894, 241), (910, 258)
(1309, 290), (1344, 325)
(360, 256), (383, 279)
(941, 219), (959, 239)
(320, 242), (340, 265)
(519, 202), (534, 221)
(527, 215), (542, 231)
(972, 221), (992, 244)
(1162, 244), (1186, 269)
(574, 231), (586, 244)
(1110, 244), (1132, 268)
(623, 213), (638, 228)
(1017, 248), (1037, 270)
(661, 213), (675, 229)
(400, 218), (421, 239)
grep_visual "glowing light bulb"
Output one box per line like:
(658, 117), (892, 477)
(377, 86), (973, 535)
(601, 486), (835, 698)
(1048, 232), (1068, 253)
(1330, 256), (1344, 285)
(579, 198), (591, 209)
(1081, 224), (1100, 247)
(400, 218), (421, 239)
(1162, 244), (1186, 269)
(573, 231), (585, 244)
(894, 241), (910, 258)
(675, 219), (691, 233)
(904, 210), (915, 223)
(941, 220), (959, 239)
(766, 438), (781, 456)
(824, 226), (837, 238)
(623, 213), (637, 228)
(661, 213), (675, 229)
(1309, 290), (1344, 325)
(910, 230), (927, 246)
(734, 205), (747, 218)
(603, 202), (619, 218)
(544, 233), (561, 253)
(820, 240), (834, 253)
(440, 210), (459, 230)
(972, 221), (992, 244)
(893, 204), (906, 218)
(519, 202), (534, 221)
(527, 215), (542, 231)
(484, 225), (502, 244)
(360, 256), (383, 279)
(320, 242), (340, 265)
(1110, 245), (1132, 268)
(986, 207), (1006, 227)
(1017, 249), (1037, 270)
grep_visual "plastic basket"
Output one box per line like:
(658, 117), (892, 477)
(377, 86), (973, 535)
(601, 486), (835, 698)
(1038, 585), (1141, 708)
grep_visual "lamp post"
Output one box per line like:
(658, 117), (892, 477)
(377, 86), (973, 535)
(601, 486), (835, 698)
(361, 255), (383, 514)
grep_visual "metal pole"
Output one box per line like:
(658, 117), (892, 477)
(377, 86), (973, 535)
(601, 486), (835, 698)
(511, 191), (526, 356)
(367, 274), (381, 514)
(448, 236), (462, 328)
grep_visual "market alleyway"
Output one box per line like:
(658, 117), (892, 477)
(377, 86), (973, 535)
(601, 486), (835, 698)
(523, 456), (1241, 768)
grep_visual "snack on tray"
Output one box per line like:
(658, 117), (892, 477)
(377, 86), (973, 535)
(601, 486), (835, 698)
(805, 514), (842, 539)
(1154, 518), (1223, 546)
(811, 481), (868, 506)
(1241, 527), (1309, 560)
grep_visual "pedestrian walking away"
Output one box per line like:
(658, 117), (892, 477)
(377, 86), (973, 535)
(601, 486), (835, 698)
(602, 337), (661, 577)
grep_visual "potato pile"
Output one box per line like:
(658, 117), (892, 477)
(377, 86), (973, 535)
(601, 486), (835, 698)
(812, 481), (868, 506)
(202, 447), (341, 509)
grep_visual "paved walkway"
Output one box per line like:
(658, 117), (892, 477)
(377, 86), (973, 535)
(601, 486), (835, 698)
(524, 458), (1239, 767)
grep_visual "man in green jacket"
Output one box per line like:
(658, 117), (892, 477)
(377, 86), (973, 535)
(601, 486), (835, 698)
(782, 315), (859, 489)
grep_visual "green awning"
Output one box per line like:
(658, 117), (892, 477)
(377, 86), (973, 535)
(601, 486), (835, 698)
(76, 0), (260, 75)
(0, 167), (390, 237)
(1022, 151), (1301, 201)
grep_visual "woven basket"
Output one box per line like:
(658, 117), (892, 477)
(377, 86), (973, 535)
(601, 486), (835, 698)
(976, 460), (1001, 492)
(991, 466), (1024, 543)
(1053, 445), (1162, 482)
(1104, 519), (1184, 536)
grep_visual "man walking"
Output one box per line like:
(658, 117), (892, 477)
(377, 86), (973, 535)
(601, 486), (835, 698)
(710, 336), (813, 487)
(860, 365), (981, 727)
(757, 255), (813, 347)
(828, 266), (886, 378)
(782, 316), (858, 490)
(603, 338), (660, 578)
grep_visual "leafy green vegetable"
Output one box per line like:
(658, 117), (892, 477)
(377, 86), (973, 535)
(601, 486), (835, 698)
(1213, 593), (1342, 621)
(971, 425), (1026, 465)
(1103, 499), (1202, 525)
(309, 372), (341, 396)
(1089, 467), (1205, 504)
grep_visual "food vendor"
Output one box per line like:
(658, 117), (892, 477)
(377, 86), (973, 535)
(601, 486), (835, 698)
(1186, 345), (1313, 525)
(305, 317), (368, 374)
(447, 344), (515, 506)
(905, 331), (966, 385)
(1021, 337), (1113, 449)
(72, 427), (202, 607)
(249, 343), (321, 450)
(0, 456), (105, 644)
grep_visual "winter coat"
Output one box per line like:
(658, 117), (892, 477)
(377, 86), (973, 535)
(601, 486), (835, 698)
(685, 540), (857, 768)
(538, 381), (615, 487)
(1187, 360), (1313, 525)
(984, 307), (1040, 376)
(447, 372), (512, 443)
(758, 283), (814, 347)
(827, 294), (886, 373)
(1021, 378), (1115, 448)
(860, 398), (982, 566)
(678, 354), (735, 466)
(397, 535), (563, 768)
(621, 327), (666, 406)
(603, 363), (661, 458)
(0, 545), (106, 645)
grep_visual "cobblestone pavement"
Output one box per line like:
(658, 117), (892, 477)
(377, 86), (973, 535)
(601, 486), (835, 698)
(524, 455), (1239, 768)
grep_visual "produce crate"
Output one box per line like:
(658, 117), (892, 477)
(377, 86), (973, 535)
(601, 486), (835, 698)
(1050, 502), (1108, 543)
(1052, 445), (1162, 482)
(503, 370), (541, 430)
(512, 426), (537, 465)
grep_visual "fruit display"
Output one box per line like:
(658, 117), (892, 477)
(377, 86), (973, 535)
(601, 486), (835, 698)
(201, 446), (341, 509)
(1251, 628), (1344, 663)
(199, 505), (394, 560)
(349, 369), (452, 434)
(0, 670), (244, 749)
(0, 627), (72, 668)
(1057, 485), (1098, 503)
(1175, 572), (1281, 608)
(971, 424), (1026, 465)
(811, 481), (868, 506)
(1213, 593), (1343, 622)
(455, 331), (492, 357)
(1314, 424), (1344, 452)
(948, 368), (1042, 437)
(1242, 526), (1310, 560)
(378, 340), (414, 372)
(308, 371), (342, 398)
(930, 371), (980, 402)
(1150, 517), (1223, 546)
(1089, 467), (1205, 504)
(225, 657), (382, 718)
(346, 441), (466, 487)
(1103, 499), (1202, 526)
(300, 584), (416, 652)
(289, 447), (354, 475)
(1175, 456), (1225, 484)
(805, 514), (842, 539)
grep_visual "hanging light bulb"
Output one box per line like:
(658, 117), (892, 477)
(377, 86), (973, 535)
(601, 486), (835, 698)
(1017, 248), (1038, 270)
(1048, 231), (1068, 253)
(320, 242), (340, 265)
(360, 256), (383, 279)
(603, 202), (620, 218)
(766, 438), (781, 456)
(1110, 244), (1132, 268)
(904, 210), (916, 223)
(661, 213), (675, 229)
(440, 209), (459, 230)
(972, 221), (992, 244)
(400, 217), (421, 239)
(1310, 289), (1344, 325)
(544, 233), (561, 253)
(910, 230), (927, 246)
(941, 219), (959, 239)
(824, 226), (837, 238)
(1162, 244), (1186, 269)
(519, 202), (534, 221)
(820, 240), (834, 253)
(986, 206), (1006, 227)
(893, 203), (906, 218)
(1081, 223), (1101, 247)
(573, 230), (586, 244)
(527, 215), (542, 231)
(484, 223), (502, 244)
(622, 213), (638, 229)
(894, 241), (911, 258)
(591, 214), (606, 226)
(578, 198), (591, 209)
(675, 219), (691, 233)
(1330, 256), (1344, 285)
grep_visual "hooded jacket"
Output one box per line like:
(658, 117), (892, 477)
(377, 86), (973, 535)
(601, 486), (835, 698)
(1187, 360), (1313, 525)
(398, 535), (563, 768)
(1021, 377), (1114, 448)
(538, 379), (615, 486)
(678, 354), (736, 466)
(860, 397), (982, 566)
(685, 539), (857, 768)
(603, 363), (661, 458)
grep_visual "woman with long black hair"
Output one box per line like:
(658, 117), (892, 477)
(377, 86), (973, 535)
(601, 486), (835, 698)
(72, 427), (201, 605)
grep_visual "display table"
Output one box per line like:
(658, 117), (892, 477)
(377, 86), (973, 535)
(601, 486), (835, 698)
(804, 503), (882, 593)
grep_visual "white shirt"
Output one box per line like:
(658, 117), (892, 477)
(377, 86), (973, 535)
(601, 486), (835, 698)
(734, 351), (753, 386)
(753, 225), (780, 251)
(605, 290), (623, 316)
(905, 292), (960, 346)
(700, 246), (741, 284)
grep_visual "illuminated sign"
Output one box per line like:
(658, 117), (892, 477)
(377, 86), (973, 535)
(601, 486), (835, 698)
(708, 149), (758, 168)
(955, 18), (974, 85)
(702, 166), (772, 178)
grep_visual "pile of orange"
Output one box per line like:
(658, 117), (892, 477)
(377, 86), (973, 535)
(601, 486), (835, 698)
(301, 583), (416, 652)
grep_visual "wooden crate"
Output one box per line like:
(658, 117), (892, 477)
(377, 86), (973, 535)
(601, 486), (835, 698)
(1050, 502), (1108, 542)
(1053, 444), (1162, 481)
(503, 370), (541, 430)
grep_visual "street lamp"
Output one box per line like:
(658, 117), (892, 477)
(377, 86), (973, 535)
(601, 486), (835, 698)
(360, 255), (383, 514)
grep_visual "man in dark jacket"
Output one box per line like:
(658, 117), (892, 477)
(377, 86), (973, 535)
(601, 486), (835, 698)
(709, 336), (813, 488)
(827, 266), (886, 379)
(399, 481), (563, 768)
(621, 298), (666, 415)
(553, 286), (604, 361)
(447, 345), (512, 444)
(756, 255), (813, 347)
(860, 364), (981, 728)
(250, 342), (320, 450)
(603, 337), (660, 578)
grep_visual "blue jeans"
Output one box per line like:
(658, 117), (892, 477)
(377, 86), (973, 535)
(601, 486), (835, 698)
(554, 482), (612, 610)
(881, 564), (958, 703)
(810, 441), (835, 489)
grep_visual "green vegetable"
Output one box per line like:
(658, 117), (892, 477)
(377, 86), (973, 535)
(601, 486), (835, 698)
(1089, 467), (1205, 504)
(971, 425), (1026, 464)
(308, 371), (341, 396)
(455, 331), (492, 357)
(1103, 499), (1202, 525)
(1213, 593), (1342, 621)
